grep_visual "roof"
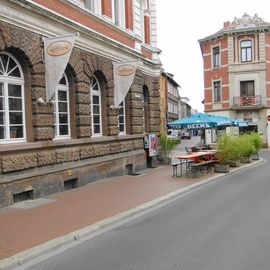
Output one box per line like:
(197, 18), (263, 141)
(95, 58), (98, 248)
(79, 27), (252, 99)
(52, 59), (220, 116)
(160, 70), (181, 87)
(199, 13), (270, 43)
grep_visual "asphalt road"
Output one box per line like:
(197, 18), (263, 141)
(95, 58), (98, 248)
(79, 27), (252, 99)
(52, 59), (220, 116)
(21, 150), (270, 270)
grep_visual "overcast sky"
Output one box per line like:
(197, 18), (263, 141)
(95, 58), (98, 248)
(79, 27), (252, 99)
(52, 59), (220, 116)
(155, 0), (270, 112)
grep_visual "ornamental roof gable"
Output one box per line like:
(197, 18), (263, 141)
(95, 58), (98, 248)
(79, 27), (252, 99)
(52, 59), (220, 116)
(229, 13), (269, 30)
(199, 13), (270, 44)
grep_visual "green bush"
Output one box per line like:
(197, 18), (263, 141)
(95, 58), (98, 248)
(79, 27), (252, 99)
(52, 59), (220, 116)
(216, 133), (231, 164)
(226, 136), (242, 161)
(238, 133), (256, 157)
(159, 133), (180, 154)
(216, 132), (262, 163)
(247, 132), (263, 153)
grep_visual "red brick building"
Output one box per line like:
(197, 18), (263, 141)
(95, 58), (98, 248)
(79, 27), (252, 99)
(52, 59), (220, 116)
(0, 0), (161, 207)
(199, 13), (270, 146)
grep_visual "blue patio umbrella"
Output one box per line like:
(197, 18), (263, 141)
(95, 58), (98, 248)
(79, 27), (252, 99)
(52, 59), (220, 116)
(168, 113), (234, 130)
(211, 115), (248, 127)
(231, 118), (248, 127)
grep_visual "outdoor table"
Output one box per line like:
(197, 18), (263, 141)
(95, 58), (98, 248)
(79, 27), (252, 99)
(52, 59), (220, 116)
(175, 151), (217, 177)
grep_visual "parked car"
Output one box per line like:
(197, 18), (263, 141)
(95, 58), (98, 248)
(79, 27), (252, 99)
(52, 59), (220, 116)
(167, 129), (180, 139)
(181, 131), (191, 139)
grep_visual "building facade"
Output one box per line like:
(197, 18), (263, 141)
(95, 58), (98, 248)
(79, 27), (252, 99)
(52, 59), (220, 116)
(199, 13), (270, 146)
(0, 0), (161, 207)
(179, 97), (191, 119)
(159, 71), (181, 134)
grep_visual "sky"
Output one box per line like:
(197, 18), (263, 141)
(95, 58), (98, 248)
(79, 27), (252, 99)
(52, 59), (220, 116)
(155, 0), (270, 113)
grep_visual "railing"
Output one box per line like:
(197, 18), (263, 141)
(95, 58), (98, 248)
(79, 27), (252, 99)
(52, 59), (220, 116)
(233, 95), (262, 108)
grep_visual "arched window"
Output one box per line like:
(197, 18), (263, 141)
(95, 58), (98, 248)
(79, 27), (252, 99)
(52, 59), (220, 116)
(0, 52), (25, 142)
(90, 75), (102, 136)
(53, 73), (70, 138)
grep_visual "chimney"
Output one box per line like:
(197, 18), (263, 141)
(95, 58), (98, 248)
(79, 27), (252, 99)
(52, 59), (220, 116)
(223, 21), (230, 29)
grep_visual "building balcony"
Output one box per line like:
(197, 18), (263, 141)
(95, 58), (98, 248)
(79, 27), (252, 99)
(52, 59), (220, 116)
(232, 95), (263, 110)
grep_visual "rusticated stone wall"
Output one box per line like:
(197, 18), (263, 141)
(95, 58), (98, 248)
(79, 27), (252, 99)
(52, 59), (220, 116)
(129, 69), (160, 134)
(0, 21), (160, 207)
(0, 138), (146, 208)
(0, 138), (143, 174)
(1, 153), (38, 173)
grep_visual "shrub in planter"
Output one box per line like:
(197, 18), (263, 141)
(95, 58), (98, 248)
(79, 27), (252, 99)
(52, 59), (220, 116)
(158, 133), (180, 164)
(226, 160), (240, 167)
(214, 163), (230, 173)
(226, 136), (241, 163)
(215, 134), (231, 172)
(223, 136), (241, 167)
(216, 134), (231, 164)
(238, 134), (256, 163)
(248, 132), (263, 159)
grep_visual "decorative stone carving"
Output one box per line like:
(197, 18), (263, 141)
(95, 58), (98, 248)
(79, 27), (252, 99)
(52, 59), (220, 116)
(230, 13), (269, 30)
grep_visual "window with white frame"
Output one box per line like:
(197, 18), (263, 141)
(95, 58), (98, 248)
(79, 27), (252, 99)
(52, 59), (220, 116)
(118, 101), (125, 134)
(168, 102), (173, 113)
(113, 0), (125, 27)
(140, 0), (150, 43)
(68, 0), (101, 14)
(53, 74), (70, 138)
(85, 0), (101, 13)
(0, 52), (25, 142)
(173, 104), (178, 114)
(167, 82), (172, 94)
(240, 40), (252, 62)
(90, 75), (102, 136)
(85, 0), (94, 11)
(67, 0), (85, 8)
(213, 80), (221, 102)
(212, 46), (220, 67)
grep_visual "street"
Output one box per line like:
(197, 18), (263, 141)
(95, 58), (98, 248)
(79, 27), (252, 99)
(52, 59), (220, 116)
(18, 150), (270, 270)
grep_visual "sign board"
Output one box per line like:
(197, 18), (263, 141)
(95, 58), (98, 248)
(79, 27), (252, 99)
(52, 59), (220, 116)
(148, 134), (158, 157)
(43, 33), (77, 102)
(113, 61), (137, 107)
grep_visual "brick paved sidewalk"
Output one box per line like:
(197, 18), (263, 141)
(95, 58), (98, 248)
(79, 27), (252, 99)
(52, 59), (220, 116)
(0, 164), (216, 262)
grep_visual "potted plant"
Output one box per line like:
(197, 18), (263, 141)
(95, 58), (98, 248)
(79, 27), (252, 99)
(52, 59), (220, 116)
(248, 132), (263, 160)
(225, 136), (241, 167)
(214, 134), (230, 173)
(158, 132), (180, 164)
(238, 134), (256, 163)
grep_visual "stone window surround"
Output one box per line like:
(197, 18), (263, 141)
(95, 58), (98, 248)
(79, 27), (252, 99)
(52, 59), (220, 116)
(0, 52), (26, 143)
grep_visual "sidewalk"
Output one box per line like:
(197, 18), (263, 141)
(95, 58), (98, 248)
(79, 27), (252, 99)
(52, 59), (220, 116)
(0, 148), (261, 269)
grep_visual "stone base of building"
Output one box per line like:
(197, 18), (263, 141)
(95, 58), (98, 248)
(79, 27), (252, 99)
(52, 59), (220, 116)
(0, 150), (146, 208)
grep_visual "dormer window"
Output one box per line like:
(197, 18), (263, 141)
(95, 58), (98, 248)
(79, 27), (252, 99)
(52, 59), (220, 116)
(240, 40), (252, 62)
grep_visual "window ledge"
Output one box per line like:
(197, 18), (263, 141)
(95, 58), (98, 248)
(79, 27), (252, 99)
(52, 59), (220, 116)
(0, 134), (145, 154)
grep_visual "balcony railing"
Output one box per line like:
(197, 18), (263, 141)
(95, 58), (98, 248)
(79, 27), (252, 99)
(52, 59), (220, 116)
(233, 95), (262, 108)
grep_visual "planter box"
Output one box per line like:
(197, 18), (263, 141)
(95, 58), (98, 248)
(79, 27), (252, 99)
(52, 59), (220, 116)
(226, 160), (240, 167)
(214, 164), (230, 173)
(251, 154), (259, 160)
(240, 156), (251, 163)
(158, 154), (172, 165)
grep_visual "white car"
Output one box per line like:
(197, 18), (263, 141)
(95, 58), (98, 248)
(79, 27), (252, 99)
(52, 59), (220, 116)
(181, 131), (191, 139)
